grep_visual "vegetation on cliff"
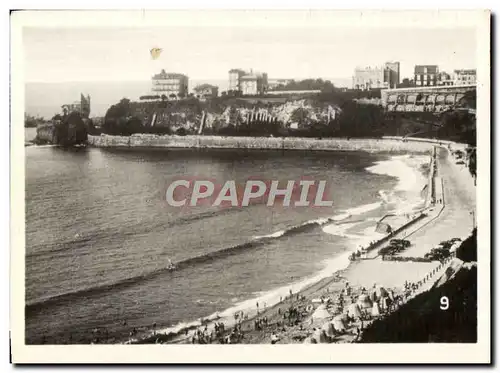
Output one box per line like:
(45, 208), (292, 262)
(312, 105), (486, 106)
(100, 88), (476, 145)
(25, 114), (47, 128)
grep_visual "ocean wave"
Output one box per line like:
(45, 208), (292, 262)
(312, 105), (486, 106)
(26, 211), (355, 312)
(147, 205), (392, 342)
(366, 154), (428, 193)
(27, 208), (242, 260)
(153, 250), (354, 341)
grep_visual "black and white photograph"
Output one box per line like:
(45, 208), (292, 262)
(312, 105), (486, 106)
(10, 9), (490, 364)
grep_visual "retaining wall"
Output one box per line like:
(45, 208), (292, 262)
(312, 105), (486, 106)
(88, 134), (436, 153)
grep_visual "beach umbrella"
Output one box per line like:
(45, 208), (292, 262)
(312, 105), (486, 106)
(332, 316), (347, 332)
(312, 305), (331, 321)
(372, 302), (381, 317)
(347, 303), (362, 318)
(376, 286), (389, 298)
(357, 294), (373, 309)
(321, 322), (335, 338)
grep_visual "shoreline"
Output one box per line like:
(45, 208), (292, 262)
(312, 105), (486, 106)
(126, 144), (475, 345)
(125, 150), (438, 345)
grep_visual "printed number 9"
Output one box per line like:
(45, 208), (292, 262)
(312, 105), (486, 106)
(440, 296), (449, 310)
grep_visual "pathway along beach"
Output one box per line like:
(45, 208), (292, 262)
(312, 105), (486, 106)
(131, 145), (476, 345)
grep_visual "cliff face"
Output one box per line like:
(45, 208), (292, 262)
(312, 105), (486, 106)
(109, 98), (341, 135)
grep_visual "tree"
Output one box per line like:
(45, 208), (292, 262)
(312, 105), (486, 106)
(178, 92), (186, 99)
(169, 94), (177, 99)
(161, 94), (167, 101)
(176, 128), (187, 136)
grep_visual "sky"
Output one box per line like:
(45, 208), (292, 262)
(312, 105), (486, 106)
(21, 12), (478, 118)
(23, 26), (476, 84)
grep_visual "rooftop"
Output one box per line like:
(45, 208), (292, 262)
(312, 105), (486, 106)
(454, 69), (476, 74)
(152, 69), (188, 80)
(414, 65), (439, 74)
(194, 83), (218, 91)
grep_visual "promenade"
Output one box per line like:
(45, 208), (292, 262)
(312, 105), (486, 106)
(345, 145), (476, 288)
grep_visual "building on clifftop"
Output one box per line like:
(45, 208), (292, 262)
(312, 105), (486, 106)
(152, 69), (189, 97)
(193, 84), (219, 100)
(61, 94), (91, 118)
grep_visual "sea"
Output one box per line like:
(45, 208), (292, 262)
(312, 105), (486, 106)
(25, 144), (429, 344)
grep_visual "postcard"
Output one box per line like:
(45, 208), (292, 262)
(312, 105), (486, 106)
(10, 9), (491, 364)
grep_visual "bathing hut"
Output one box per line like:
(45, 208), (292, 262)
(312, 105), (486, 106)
(372, 302), (381, 317)
(347, 303), (362, 318)
(321, 322), (336, 339)
(311, 305), (331, 321)
(357, 294), (373, 309)
(380, 296), (390, 311)
(332, 315), (347, 332)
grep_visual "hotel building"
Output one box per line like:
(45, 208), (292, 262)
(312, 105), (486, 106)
(152, 69), (189, 96)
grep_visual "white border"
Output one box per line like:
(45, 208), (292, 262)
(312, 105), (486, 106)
(10, 9), (491, 364)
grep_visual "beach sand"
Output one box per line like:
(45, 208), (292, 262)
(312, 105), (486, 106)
(134, 146), (475, 345)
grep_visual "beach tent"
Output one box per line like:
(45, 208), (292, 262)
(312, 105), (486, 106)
(312, 305), (331, 321)
(347, 303), (362, 318)
(321, 322), (336, 338)
(372, 302), (381, 317)
(369, 291), (378, 303)
(332, 315), (347, 332)
(357, 294), (373, 309)
(388, 289), (395, 302)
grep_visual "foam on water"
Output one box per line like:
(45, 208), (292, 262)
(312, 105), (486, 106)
(345, 201), (383, 215)
(367, 154), (429, 215)
(367, 154), (428, 193)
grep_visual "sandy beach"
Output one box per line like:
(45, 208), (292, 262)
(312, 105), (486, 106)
(129, 144), (476, 345)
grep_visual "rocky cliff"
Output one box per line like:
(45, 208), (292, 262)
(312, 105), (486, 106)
(103, 97), (342, 136)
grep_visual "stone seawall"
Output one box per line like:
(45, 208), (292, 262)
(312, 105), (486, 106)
(88, 134), (436, 153)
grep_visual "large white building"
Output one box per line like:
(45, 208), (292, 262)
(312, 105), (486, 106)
(453, 69), (476, 86)
(228, 69), (246, 92)
(352, 62), (400, 90)
(151, 69), (189, 96)
(228, 69), (268, 95)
